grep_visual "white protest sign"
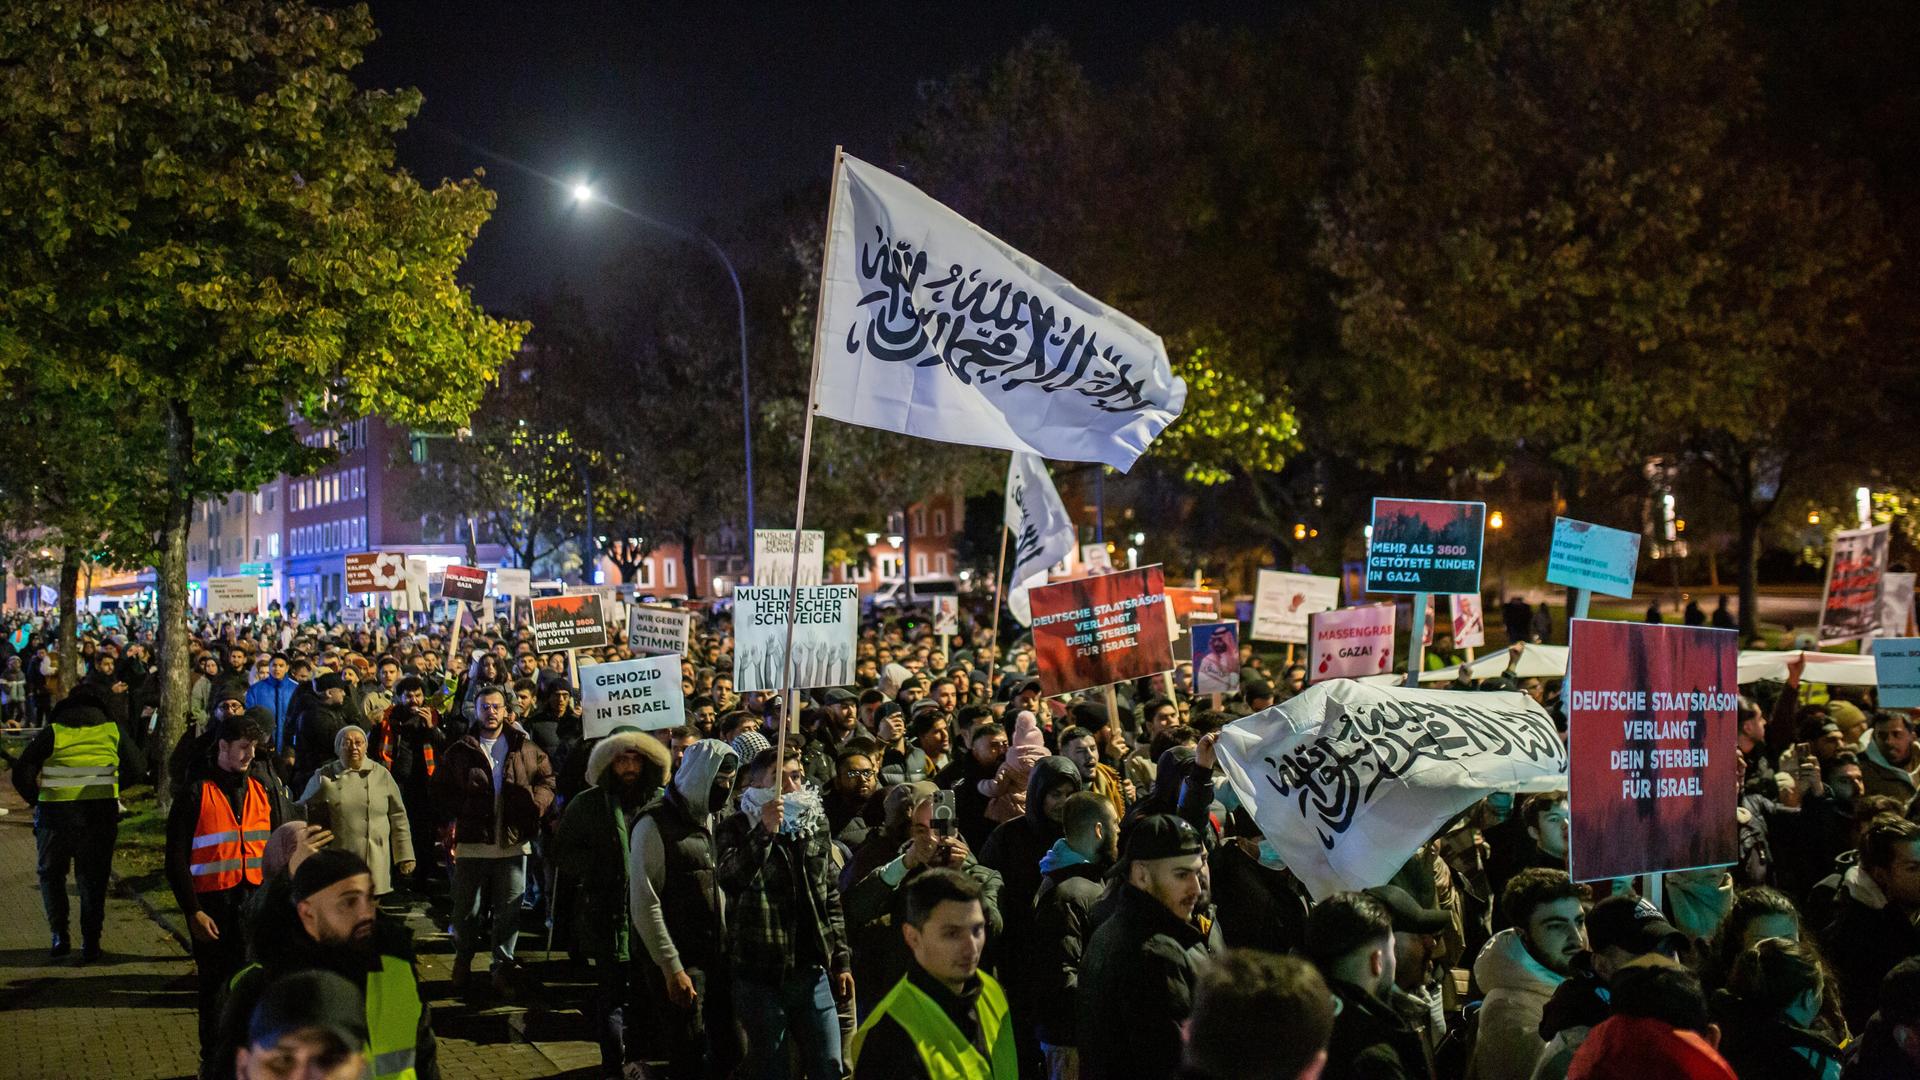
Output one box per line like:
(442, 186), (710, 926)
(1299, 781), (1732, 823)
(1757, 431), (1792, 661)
(1308, 604), (1396, 682)
(1881, 572), (1917, 640)
(1215, 679), (1567, 899)
(400, 557), (432, 612)
(580, 655), (684, 738)
(628, 605), (693, 658)
(494, 568), (531, 599)
(931, 595), (960, 636)
(1080, 543), (1114, 574)
(753, 529), (825, 587)
(1251, 571), (1341, 644)
(207, 575), (259, 615)
(731, 585), (859, 693)
(1545, 517), (1642, 598)
(1450, 593), (1487, 649)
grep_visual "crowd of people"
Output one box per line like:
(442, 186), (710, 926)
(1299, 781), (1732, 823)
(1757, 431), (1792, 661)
(5, 596), (1920, 1080)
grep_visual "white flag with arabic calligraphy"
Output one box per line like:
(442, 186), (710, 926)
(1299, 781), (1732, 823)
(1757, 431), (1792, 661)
(1004, 453), (1076, 627)
(813, 154), (1186, 472)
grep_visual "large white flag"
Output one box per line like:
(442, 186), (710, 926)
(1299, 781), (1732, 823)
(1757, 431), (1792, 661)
(1004, 453), (1076, 627)
(814, 154), (1186, 472)
(1215, 679), (1567, 900)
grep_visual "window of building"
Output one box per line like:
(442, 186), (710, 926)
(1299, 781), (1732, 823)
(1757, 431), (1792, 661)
(932, 509), (946, 534)
(266, 488), (275, 511)
(269, 533), (279, 558)
(935, 553), (949, 574)
(914, 553), (928, 577)
(664, 558), (677, 587)
(253, 538), (261, 559)
(913, 507), (926, 536)
(636, 560), (654, 588)
(878, 554), (903, 579)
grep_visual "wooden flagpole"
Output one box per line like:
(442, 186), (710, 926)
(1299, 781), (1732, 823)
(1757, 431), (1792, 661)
(987, 503), (1011, 670)
(774, 145), (846, 779)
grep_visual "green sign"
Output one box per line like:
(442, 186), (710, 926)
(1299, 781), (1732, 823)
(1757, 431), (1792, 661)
(240, 560), (274, 586)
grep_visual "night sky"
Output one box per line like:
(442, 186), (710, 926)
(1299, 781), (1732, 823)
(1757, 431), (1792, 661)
(357, 1), (1288, 314)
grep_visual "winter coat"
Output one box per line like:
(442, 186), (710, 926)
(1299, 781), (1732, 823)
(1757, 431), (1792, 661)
(1529, 971), (1610, 1080)
(843, 841), (1004, 1017)
(1567, 1015), (1735, 1080)
(292, 698), (357, 789)
(1858, 740), (1919, 801)
(1324, 978), (1435, 1080)
(431, 726), (555, 850)
(630, 739), (737, 977)
(299, 758), (414, 896)
(1031, 842), (1108, 1047)
(980, 755), (1083, 959)
(1819, 865), (1920, 1033)
(1076, 881), (1213, 1080)
(1711, 989), (1843, 1080)
(714, 789), (851, 986)
(1468, 929), (1568, 1080)
(551, 730), (670, 963)
(244, 675), (300, 750)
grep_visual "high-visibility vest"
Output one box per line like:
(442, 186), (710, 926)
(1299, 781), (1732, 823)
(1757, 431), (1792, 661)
(39, 723), (121, 802)
(187, 778), (272, 893)
(849, 970), (1019, 1080)
(228, 956), (423, 1080)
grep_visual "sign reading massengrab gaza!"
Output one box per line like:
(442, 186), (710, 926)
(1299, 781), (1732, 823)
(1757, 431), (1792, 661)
(1364, 498), (1486, 596)
(1215, 679), (1566, 899)
(1308, 604), (1396, 682)
(581, 655), (684, 739)
(731, 585), (860, 693)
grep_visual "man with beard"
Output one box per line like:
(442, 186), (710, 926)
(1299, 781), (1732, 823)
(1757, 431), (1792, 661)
(1031, 791), (1119, 1079)
(631, 739), (743, 1079)
(212, 849), (436, 1080)
(552, 729), (672, 1078)
(826, 747), (881, 848)
(1467, 869), (1587, 1080)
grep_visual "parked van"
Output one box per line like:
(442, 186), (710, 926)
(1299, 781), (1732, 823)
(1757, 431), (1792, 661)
(870, 575), (960, 610)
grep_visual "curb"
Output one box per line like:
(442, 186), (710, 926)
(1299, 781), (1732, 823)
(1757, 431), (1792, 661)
(110, 867), (191, 954)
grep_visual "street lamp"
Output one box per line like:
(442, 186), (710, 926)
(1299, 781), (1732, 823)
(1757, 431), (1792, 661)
(570, 181), (758, 572)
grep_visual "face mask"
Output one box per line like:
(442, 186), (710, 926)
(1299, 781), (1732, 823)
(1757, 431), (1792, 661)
(1215, 784), (1242, 813)
(709, 775), (735, 812)
(1488, 792), (1515, 820)
(1829, 778), (1858, 802)
(1257, 840), (1287, 870)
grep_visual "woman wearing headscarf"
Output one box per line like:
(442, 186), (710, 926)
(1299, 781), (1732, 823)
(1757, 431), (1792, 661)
(298, 724), (415, 897)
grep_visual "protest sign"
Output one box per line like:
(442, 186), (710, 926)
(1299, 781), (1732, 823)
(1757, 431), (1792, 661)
(1191, 621), (1241, 695)
(731, 585), (860, 692)
(345, 551), (406, 593)
(207, 575), (258, 615)
(400, 557), (432, 612)
(931, 595), (960, 636)
(627, 605), (693, 658)
(1874, 638), (1920, 708)
(1545, 518), (1642, 598)
(1450, 593), (1486, 648)
(1882, 572), (1917, 640)
(1080, 543), (1114, 574)
(341, 604), (368, 627)
(493, 567), (531, 599)
(1215, 679), (1566, 899)
(1818, 525), (1891, 642)
(1565, 620), (1739, 883)
(1309, 604), (1396, 682)
(753, 529), (825, 587)
(1028, 565), (1174, 696)
(1251, 571), (1340, 644)
(440, 565), (488, 604)
(1365, 499), (1486, 595)
(98, 612), (120, 629)
(581, 655), (684, 739)
(1165, 587), (1220, 625)
(529, 594), (609, 654)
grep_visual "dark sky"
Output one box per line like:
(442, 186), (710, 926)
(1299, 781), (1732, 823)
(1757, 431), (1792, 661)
(357, 1), (1286, 314)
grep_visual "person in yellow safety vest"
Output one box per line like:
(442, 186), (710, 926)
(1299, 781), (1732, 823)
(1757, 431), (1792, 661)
(235, 969), (374, 1080)
(850, 868), (1018, 1080)
(167, 711), (296, 1066)
(212, 849), (438, 1080)
(11, 684), (144, 961)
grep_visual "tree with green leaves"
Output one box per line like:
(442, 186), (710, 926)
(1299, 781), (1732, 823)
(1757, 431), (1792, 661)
(0, 1), (525, 808)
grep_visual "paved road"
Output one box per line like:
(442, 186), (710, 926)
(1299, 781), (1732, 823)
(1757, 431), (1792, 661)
(0, 779), (601, 1079)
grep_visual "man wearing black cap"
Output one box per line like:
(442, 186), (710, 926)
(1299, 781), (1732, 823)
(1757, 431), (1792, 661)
(1367, 885), (1454, 1068)
(235, 970), (370, 1080)
(1302, 891), (1434, 1080)
(293, 671), (357, 793)
(1076, 813), (1212, 1080)
(1532, 893), (1684, 1080)
(215, 849), (437, 1080)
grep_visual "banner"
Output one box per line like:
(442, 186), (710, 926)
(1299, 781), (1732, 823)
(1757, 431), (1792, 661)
(931, 595), (960, 636)
(1882, 572), (1917, 640)
(1251, 571), (1340, 644)
(814, 153), (1186, 472)
(494, 567), (531, 599)
(1215, 679), (1567, 899)
(581, 655), (685, 739)
(731, 585), (860, 692)
(530, 594), (610, 654)
(1450, 593), (1486, 649)
(441, 565), (488, 604)
(207, 575), (258, 615)
(1309, 605), (1396, 682)
(1817, 525), (1891, 643)
(1546, 517), (1642, 598)
(1565, 620), (1739, 882)
(1029, 565), (1174, 695)
(753, 529), (825, 588)
(345, 551), (406, 594)
(627, 605), (693, 658)
(1004, 453), (1077, 627)
(1874, 638), (1920, 708)
(1365, 498), (1485, 595)
(1191, 621), (1241, 695)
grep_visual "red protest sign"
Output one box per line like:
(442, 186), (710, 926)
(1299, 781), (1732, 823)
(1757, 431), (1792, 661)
(1165, 587), (1221, 624)
(441, 565), (488, 604)
(345, 551), (406, 593)
(1566, 619), (1739, 882)
(530, 593), (609, 653)
(1029, 565), (1174, 696)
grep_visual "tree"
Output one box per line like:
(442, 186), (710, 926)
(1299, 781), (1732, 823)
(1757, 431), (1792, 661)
(1320, 0), (1894, 634)
(0, 1), (525, 810)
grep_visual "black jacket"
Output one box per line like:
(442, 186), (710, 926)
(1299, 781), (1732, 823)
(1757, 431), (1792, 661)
(1076, 882), (1211, 1080)
(1031, 856), (1108, 1046)
(1322, 979), (1435, 1080)
(1208, 841), (1311, 955)
(1820, 880), (1920, 1034)
(1711, 989), (1844, 1080)
(979, 756), (1082, 975)
(11, 688), (144, 805)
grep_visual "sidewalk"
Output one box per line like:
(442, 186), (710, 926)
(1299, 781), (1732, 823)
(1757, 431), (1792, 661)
(0, 777), (602, 1079)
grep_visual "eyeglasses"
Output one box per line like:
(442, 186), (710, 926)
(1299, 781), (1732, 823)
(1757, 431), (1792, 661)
(840, 769), (877, 780)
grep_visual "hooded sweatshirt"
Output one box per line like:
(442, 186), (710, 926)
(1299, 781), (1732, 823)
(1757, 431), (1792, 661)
(980, 756), (1086, 990)
(1567, 1015), (1736, 1080)
(986, 710), (1048, 824)
(629, 738), (737, 976)
(1469, 929), (1569, 1080)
